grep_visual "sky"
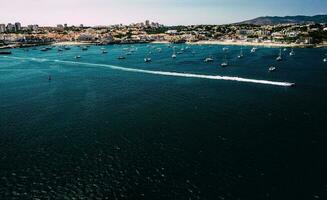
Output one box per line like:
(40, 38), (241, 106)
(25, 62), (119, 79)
(1, 0), (326, 26)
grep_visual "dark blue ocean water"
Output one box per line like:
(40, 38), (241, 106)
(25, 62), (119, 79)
(1, 44), (327, 199)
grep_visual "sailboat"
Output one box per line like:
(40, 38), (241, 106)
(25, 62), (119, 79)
(221, 54), (228, 67)
(276, 49), (282, 61)
(269, 66), (276, 72)
(172, 47), (177, 58)
(251, 47), (257, 53)
(144, 52), (152, 62)
(238, 47), (244, 59)
(289, 49), (295, 56)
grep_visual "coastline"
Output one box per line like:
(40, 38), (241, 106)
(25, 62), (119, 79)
(52, 41), (95, 46)
(187, 40), (317, 48)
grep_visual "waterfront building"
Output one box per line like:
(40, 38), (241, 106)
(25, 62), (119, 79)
(6, 23), (15, 32)
(15, 22), (21, 31)
(0, 24), (6, 33)
(145, 20), (150, 27)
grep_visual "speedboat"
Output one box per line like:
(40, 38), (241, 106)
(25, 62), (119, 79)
(40, 48), (48, 52)
(204, 57), (214, 62)
(269, 66), (276, 72)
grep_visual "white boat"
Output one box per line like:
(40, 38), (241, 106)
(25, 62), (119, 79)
(276, 49), (282, 61)
(75, 55), (81, 59)
(204, 57), (214, 62)
(269, 66), (276, 72)
(102, 50), (108, 54)
(323, 58), (327, 62)
(118, 56), (126, 60)
(289, 49), (295, 56)
(283, 48), (287, 52)
(251, 47), (257, 53)
(144, 57), (152, 62)
(222, 47), (229, 51)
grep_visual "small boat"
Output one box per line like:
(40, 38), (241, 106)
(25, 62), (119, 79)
(81, 46), (88, 51)
(204, 57), (214, 62)
(75, 55), (81, 59)
(177, 51), (183, 54)
(289, 49), (295, 56)
(64, 46), (71, 50)
(222, 47), (229, 51)
(269, 66), (276, 72)
(172, 54), (177, 58)
(0, 51), (12, 55)
(118, 56), (126, 60)
(102, 50), (108, 54)
(40, 48), (48, 52)
(276, 49), (282, 61)
(283, 48), (287, 52)
(221, 55), (228, 67)
(48, 75), (52, 81)
(57, 48), (63, 52)
(251, 47), (257, 53)
(144, 57), (152, 62)
(323, 58), (327, 62)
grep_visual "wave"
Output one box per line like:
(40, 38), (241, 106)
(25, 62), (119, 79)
(3, 56), (295, 87)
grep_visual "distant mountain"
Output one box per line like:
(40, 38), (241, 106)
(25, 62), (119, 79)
(237, 15), (327, 25)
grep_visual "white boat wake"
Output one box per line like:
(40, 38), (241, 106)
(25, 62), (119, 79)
(3, 56), (295, 87)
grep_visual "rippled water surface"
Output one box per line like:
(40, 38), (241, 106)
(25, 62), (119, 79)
(1, 44), (327, 199)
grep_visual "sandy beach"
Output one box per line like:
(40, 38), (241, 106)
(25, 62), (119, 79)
(52, 41), (95, 46)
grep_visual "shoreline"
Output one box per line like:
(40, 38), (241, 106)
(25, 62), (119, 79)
(186, 40), (318, 48)
(52, 41), (96, 46)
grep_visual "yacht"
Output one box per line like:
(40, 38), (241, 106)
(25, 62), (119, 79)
(269, 66), (276, 72)
(204, 57), (214, 62)
(276, 49), (282, 61)
(251, 47), (257, 53)
(289, 49), (295, 56)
